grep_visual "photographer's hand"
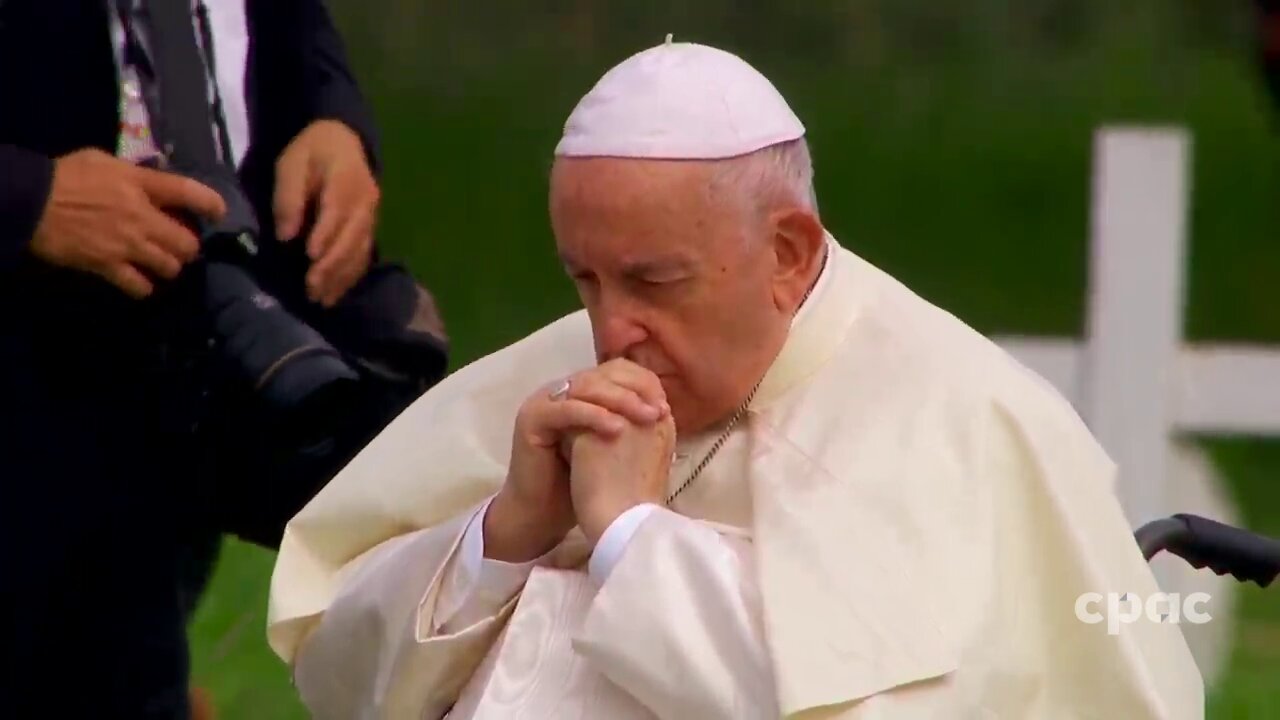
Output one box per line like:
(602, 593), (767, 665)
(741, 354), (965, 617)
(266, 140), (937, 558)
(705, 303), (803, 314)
(29, 149), (227, 299)
(273, 119), (379, 308)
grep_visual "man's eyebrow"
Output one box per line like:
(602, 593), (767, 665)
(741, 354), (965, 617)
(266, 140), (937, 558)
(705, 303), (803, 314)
(558, 253), (695, 276)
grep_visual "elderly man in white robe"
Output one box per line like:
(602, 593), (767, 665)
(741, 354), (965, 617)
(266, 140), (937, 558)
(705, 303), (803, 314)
(266, 39), (1204, 720)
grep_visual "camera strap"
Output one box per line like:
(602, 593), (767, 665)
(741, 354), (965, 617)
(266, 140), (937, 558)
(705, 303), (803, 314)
(190, 2), (237, 170)
(112, 0), (234, 171)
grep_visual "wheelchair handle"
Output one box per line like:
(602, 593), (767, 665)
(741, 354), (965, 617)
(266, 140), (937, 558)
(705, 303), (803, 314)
(1135, 514), (1280, 588)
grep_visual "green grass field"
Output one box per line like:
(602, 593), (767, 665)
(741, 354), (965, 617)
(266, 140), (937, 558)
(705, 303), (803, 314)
(189, 7), (1279, 717)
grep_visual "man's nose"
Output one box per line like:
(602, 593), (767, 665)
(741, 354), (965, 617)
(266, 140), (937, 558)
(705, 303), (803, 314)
(593, 302), (649, 362)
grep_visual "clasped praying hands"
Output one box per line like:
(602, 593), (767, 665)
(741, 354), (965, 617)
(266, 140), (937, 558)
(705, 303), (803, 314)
(483, 358), (676, 563)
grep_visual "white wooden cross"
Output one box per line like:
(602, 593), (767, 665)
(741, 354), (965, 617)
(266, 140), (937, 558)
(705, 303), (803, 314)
(993, 126), (1280, 531)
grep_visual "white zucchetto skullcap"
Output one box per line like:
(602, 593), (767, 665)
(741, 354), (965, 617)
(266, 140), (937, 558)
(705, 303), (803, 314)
(555, 35), (805, 160)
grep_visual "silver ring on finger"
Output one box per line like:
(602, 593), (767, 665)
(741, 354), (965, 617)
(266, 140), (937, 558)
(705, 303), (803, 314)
(548, 378), (572, 401)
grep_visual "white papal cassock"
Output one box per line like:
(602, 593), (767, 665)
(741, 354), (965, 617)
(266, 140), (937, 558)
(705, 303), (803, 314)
(266, 236), (1203, 719)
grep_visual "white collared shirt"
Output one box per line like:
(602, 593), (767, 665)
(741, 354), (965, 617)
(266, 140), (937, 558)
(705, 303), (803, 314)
(108, 1), (251, 167)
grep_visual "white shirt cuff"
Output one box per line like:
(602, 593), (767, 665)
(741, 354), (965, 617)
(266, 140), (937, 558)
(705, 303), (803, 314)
(434, 496), (553, 631)
(588, 503), (661, 585)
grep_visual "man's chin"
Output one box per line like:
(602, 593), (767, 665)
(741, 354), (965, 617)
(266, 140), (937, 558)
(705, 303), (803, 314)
(668, 403), (728, 439)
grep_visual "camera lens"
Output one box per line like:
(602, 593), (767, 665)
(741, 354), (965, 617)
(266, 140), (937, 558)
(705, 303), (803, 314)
(202, 262), (359, 412)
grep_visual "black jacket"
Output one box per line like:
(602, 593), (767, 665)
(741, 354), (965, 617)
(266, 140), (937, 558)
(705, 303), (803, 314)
(0, 0), (381, 264)
(0, 1), (381, 714)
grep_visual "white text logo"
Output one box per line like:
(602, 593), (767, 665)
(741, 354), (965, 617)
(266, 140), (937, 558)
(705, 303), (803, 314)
(1075, 592), (1212, 635)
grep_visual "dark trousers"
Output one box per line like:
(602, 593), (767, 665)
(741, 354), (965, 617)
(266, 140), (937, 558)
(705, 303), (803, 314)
(5, 524), (220, 719)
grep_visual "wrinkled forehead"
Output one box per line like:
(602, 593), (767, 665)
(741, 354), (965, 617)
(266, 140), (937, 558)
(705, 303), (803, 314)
(551, 156), (747, 232)
(550, 156), (719, 207)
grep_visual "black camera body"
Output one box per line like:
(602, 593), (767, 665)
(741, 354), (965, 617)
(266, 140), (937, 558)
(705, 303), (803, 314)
(153, 159), (448, 450)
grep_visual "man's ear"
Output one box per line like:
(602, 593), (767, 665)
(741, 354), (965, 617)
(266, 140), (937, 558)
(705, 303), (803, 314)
(768, 208), (826, 314)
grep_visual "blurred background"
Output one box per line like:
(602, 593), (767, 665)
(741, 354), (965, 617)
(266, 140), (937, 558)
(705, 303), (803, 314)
(189, 1), (1280, 717)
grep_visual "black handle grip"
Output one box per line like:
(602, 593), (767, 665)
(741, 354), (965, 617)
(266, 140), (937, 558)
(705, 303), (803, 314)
(1136, 514), (1280, 588)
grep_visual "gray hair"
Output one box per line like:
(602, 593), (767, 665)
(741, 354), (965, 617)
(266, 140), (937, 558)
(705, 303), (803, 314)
(709, 137), (819, 219)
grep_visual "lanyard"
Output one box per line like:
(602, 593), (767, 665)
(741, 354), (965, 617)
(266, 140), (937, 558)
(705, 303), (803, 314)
(111, 0), (236, 169)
